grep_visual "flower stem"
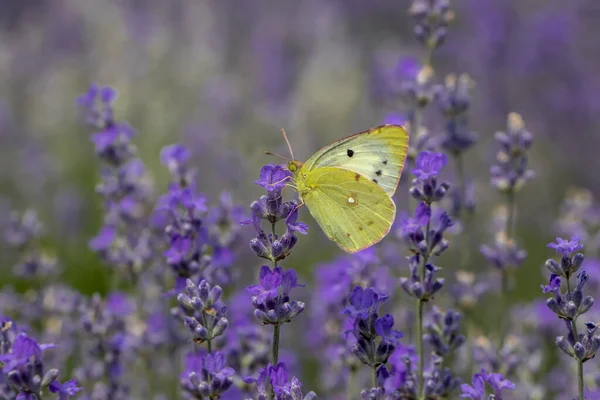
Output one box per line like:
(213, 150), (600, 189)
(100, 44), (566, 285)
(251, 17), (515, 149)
(505, 190), (516, 240)
(578, 360), (584, 400)
(272, 323), (280, 364)
(454, 153), (472, 270)
(417, 214), (431, 400)
(498, 190), (516, 350)
(348, 368), (357, 398)
(372, 364), (378, 389)
(416, 298), (425, 400)
(565, 275), (584, 399)
(201, 310), (213, 354)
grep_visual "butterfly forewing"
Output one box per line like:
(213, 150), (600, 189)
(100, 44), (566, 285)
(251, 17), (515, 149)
(301, 167), (396, 253)
(301, 125), (409, 196)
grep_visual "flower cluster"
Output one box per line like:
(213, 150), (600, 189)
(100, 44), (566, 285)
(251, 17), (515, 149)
(4, 210), (60, 279)
(343, 287), (403, 377)
(180, 351), (235, 399)
(176, 279), (229, 346)
(248, 265), (305, 325)
(77, 84), (153, 281)
(409, 0), (455, 50)
(490, 113), (535, 194)
(245, 164), (307, 263)
(156, 144), (243, 289)
(543, 237), (599, 369)
(75, 292), (135, 399)
(460, 369), (515, 400)
(0, 318), (81, 399)
(244, 362), (317, 400)
(400, 151), (453, 301)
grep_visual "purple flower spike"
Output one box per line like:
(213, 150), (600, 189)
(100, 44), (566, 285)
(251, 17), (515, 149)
(547, 236), (584, 258)
(541, 274), (561, 294)
(255, 164), (291, 191)
(49, 380), (82, 399)
(411, 151), (448, 180)
(282, 268), (305, 295)
(100, 86), (118, 103)
(161, 143), (190, 168)
(286, 208), (309, 235)
(248, 265), (283, 304)
(375, 314), (404, 346)
(459, 372), (485, 399)
(0, 333), (54, 373)
(480, 370), (516, 396)
(343, 286), (388, 318)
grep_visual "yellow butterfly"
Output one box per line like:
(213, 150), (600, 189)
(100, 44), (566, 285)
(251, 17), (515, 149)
(270, 125), (409, 253)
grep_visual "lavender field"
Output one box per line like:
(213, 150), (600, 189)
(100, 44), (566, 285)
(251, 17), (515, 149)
(1, 0), (600, 399)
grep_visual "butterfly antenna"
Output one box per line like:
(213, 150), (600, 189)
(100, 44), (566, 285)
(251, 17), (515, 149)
(264, 151), (291, 161)
(281, 128), (295, 160)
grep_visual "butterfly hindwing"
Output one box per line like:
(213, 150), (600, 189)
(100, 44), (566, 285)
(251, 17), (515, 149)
(301, 124), (409, 196)
(301, 167), (396, 253)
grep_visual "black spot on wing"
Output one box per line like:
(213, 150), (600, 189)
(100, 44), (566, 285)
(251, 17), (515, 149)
(382, 160), (388, 165)
(347, 149), (354, 157)
(376, 170), (382, 176)
(372, 179), (378, 183)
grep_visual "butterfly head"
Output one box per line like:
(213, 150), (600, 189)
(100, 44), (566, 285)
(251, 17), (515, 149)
(286, 160), (304, 176)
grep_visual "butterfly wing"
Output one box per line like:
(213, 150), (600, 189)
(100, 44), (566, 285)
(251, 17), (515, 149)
(301, 166), (396, 253)
(301, 124), (409, 196)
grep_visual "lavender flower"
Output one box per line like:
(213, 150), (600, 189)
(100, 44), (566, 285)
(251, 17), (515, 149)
(157, 144), (244, 289)
(244, 164), (306, 263)
(436, 74), (477, 154)
(409, 152), (450, 204)
(0, 319), (81, 399)
(180, 351), (235, 399)
(424, 306), (465, 357)
(490, 113), (535, 194)
(344, 286), (403, 393)
(309, 249), (396, 395)
(77, 84), (153, 283)
(459, 369), (515, 400)
(76, 293), (135, 399)
(248, 266), (305, 325)
(400, 150), (456, 399)
(176, 279), (229, 346)
(542, 236), (598, 399)
(409, 0), (454, 50)
(4, 210), (61, 279)
(244, 362), (316, 400)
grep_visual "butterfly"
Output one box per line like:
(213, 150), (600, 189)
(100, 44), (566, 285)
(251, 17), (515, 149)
(269, 124), (409, 253)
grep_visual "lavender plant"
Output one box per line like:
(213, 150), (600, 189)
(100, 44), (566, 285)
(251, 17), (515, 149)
(242, 164), (314, 399)
(77, 84), (153, 286)
(0, 317), (81, 399)
(543, 236), (598, 399)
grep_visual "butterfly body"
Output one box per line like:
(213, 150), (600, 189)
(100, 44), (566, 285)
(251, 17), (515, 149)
(286, 124), (409, 253)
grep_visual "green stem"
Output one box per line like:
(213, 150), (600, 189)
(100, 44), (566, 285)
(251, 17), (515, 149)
(565, 275), (584, 399)
(201, 310), (213, 354)
(269, 222), (280, 400)
(372, 364), (378, 389)
(416, 298), (425, 400)
(505, 190), (516, 240)
(454, 153), (471, 270)
(348, 368), (357, 398)
(578, 360), (584, 400)
(417, 212), (431, 400)
(498, 190), (516, 349)
(272, 323), (280, 365)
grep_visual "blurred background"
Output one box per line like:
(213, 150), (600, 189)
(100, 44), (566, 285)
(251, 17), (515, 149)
(0, 0), (599, 393)
(1, 0), (597, 287)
